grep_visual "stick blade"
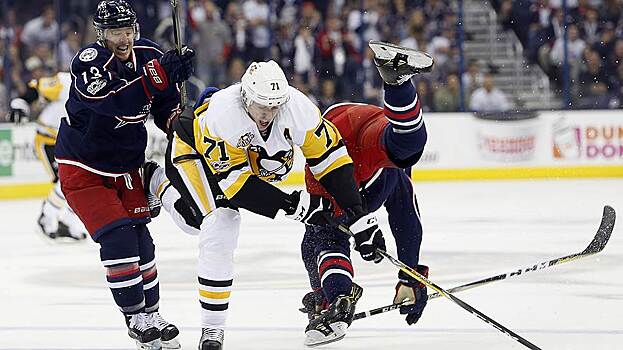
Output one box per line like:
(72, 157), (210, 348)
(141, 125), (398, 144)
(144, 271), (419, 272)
(581, 205), (616, 255)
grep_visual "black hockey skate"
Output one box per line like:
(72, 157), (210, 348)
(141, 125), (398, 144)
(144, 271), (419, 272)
(304, 282), (363, 347)
(199, 328), (224, 350)
(125, 313), (161, 350)
(141, 161), (162, 218)
(299, 290), (327, 320)
(149, 312), (180, 349)
(369, 40), (434, 85)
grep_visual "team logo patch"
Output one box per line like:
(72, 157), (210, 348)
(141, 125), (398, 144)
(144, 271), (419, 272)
(246, 145), (294, 182)
(79, 48), (98, 62)
(236, 132), (254, 148)
(86, 79), (107, 95)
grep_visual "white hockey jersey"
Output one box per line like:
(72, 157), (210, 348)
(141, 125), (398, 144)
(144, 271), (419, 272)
(34, 72), (71, 137)
(193, 84), (351, 199)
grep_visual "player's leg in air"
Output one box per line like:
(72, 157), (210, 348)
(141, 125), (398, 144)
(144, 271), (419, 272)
(300, 40), (433, 345)
(369, 40), (432, 168)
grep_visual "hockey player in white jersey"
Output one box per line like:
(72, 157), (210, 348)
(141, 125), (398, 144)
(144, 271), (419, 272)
(9, 71), (88, 240)
(152, 60), (387, 349)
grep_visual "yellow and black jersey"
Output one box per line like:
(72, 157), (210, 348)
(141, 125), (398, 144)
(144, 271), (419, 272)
(193, 84), (352, 199)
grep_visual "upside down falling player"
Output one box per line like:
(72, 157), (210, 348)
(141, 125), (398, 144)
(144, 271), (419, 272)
(9, 71), (88, 240)
(143, 59), (387, 350)
(53, 1), (194, 349)
(299, 41), (434, 346)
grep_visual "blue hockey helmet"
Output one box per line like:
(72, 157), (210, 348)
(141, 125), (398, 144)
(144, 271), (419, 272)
(93, 0), (139, 44)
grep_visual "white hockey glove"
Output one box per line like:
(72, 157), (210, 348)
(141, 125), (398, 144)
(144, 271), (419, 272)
(284, 190), (333, 226)
(347, 212), (386, 263)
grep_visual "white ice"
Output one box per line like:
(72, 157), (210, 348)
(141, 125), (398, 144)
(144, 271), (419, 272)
(1, 179), (622, 350)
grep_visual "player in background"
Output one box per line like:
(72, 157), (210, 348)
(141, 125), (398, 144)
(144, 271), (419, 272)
(300, 41), (434, 346)
(9, 71), (88, 240)
(54, 1), (194, 349)
(147, 60), (386, 350)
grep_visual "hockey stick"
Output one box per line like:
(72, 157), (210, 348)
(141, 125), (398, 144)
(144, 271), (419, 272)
(353, 205), (616, 321)
(337, 229), (543, 349)
(170, 0), (188, 107)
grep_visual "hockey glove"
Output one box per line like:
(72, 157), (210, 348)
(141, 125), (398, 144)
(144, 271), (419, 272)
(159, 46), (195, 83)
(9, 98), (30, 123)
(393, 265), (429, 325)
(346, 211), (386, 263)
(283, 190), (333, 226)
(142, 46), (195, 97)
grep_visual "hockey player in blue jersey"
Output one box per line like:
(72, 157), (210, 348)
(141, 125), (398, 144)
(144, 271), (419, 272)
(54, 1), (194, 349)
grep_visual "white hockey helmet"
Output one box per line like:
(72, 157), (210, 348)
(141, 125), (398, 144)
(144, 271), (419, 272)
(241, 60), (290, 108)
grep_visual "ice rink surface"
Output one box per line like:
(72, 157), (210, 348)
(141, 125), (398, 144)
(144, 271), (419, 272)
(1, 179), (622, 350)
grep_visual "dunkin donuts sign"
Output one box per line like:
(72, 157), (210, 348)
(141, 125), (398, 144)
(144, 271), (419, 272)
(553, 118), (623, 160)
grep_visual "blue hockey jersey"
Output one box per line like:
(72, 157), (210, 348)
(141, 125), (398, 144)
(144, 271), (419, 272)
(55, 38), (179, 175)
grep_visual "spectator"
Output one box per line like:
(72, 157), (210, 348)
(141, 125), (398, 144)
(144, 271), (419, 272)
(242, 0), (271, 61)
(434, 73), (461, 112)
(580, 7), (600, 45)
(224, 2), (247, 61)
(225, 57), (245, 86)
(293, 27), (315, 84)
(606, 39), (623, 75)
(415, 79), (434, 112)
(402, 10), (428, 51)
(592, 23), (616, 61)
(20, 6), (59, 52)
(360, 47), (382, 104)
(550, 24), (586, 65)
(195, 0), (231, 87)
(58, 31), (82, 72)
(578, 50), (610, 100)
(462, 58), (484, 96)
(317, 79), (338, 112)
(469, 73), (512, 112)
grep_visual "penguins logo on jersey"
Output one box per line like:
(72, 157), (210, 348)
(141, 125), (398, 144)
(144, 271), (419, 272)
(246, 145), (294, 182)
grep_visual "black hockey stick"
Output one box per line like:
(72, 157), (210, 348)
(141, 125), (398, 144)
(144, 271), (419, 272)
(170, 0), (188, 107)
(353, 205), (616, 321)
(337, 229), (543, 349)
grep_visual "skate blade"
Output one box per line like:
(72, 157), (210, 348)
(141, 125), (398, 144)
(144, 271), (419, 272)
(368, 40), (434, 71)
(161, 338), (181, 349)
(135, 339), (162, 350)
(304, 322), (347, 347)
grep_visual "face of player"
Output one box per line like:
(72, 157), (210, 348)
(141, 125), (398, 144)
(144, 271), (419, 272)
(247, 102), (280, 132)
(104, 27), (135, 61)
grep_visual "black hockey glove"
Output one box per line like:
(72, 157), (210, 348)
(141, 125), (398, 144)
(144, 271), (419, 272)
(345, 209), (386, 263)
(159, 46), (195, 83)
(9, 98), (30, 123)
(393, 265), (429, 325)
(283, 190), (333, 226)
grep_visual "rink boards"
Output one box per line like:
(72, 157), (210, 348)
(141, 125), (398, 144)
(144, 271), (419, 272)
(0, 109), (621, 199)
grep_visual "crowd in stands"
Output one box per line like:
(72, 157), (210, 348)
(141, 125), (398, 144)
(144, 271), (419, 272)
(2, 0), (620, 121)
(0, 0), (475, 120)
(496, 0), (623, 109)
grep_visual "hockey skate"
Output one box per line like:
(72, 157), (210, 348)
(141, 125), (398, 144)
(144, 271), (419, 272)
(304, 283), (363, 347)
(141, 161), (162, 218)
(198, 328), (224, 350)
(299, 290), (327, 320)
(369, 40), (434, 85)
(125, 313), (162, 350)
(149, 312), (181, 349)
(37, 201), (86, 240)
